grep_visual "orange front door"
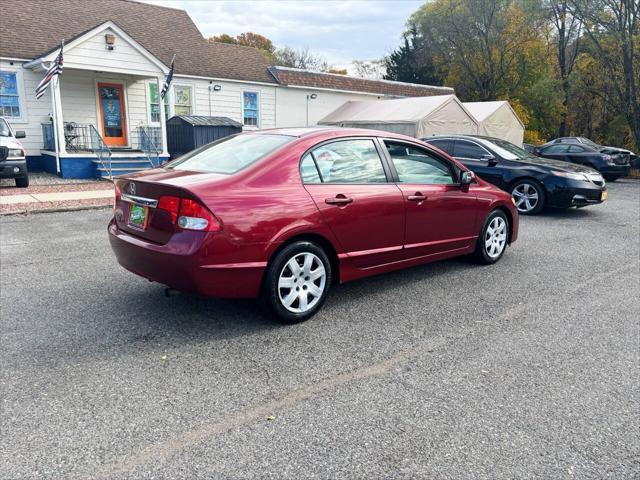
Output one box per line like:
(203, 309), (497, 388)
(98, 82), (127, 147)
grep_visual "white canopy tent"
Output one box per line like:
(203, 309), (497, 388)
(463, 101), (525, 146)
(318, 95), (478, 138)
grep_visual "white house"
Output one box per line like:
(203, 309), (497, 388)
(0, 0), (452, 178)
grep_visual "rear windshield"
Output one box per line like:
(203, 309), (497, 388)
(167, 134), (294, 174)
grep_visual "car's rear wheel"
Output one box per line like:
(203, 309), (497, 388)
(474, 210), (509, 264)
(15, 176), (29, 188)
(261, 241), (332, 324)
(511, 179), (544, 215)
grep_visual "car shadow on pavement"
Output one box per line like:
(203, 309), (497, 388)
(111, 256), (476, 348)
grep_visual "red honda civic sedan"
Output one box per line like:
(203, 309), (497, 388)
(109, 128), (518, 323)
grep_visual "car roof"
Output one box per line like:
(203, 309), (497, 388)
(250, 126), (428, 143)
(425, 133), (507, 144)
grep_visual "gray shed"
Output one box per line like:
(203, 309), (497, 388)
(167, 116), (242, 158)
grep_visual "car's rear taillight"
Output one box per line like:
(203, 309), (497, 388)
(178, 198), (220, 231)
(114, 183), (121, 203)
(158, 195), (180, 224)
(157, 195), (221, 232)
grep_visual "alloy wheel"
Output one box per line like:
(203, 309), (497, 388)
(512, 183), (539, 213)
(278, 252), (327, 313)
(484, 216), (507, 259)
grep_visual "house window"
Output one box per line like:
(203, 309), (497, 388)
(243, 91), (259, 126)
(0, 71), (22, 119)
(148, 83), (169, 123)
(173, 85), (192, 115)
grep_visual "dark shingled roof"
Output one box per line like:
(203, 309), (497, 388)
(0, 0), (453, 96)
(0, 0), (276, 84)
(268, 66), (453, 98)
(168, 116), (242, 127)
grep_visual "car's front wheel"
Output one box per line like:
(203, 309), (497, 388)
(511, 179), (544, 215)
(474, 210), (509, 264)
(262, 241), (332, 324)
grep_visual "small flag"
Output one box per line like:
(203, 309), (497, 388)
(160, 55), (175, 100)
(35, 42), (64, 99)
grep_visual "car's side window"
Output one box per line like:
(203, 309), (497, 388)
(385, 141), (455, 185)
(453, 140), (489, 160)
(568, 145), (585, 153)
(545, 144), (570, 153)
(300, 154), (322, 183)
(426, 139), (453, 155)
(307, 139), (387, 184)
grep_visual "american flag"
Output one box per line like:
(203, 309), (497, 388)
(35, 43), (64, 100)
(160, 55), (175, 100)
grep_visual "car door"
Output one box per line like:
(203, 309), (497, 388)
(566, 145), (590, 166)
(301, 138), (405, 269)
(381, 140), (480, 258)
(452, 139), (505, 188)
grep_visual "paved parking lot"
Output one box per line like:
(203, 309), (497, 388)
(1, 180), (638, 479)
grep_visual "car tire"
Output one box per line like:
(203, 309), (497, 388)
(261, 241), (332, 324)
(15, 176), (29, 188)
(474, 210), (509, 265)
(604, 175), (619, 182)
(510, 179), (544, 215)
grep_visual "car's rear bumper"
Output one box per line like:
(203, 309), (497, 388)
(108, 219), (266, 298)
(599, 165), (630, 177)
(0, 159), (27, 179)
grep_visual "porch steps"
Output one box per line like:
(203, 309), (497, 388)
(93, 158), (157, 178)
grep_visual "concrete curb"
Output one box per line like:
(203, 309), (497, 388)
(0, 204), (113, 216)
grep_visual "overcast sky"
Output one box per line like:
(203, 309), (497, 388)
(143, 0), (423, 67)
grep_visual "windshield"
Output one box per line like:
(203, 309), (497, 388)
(0, 118), (10, 137)
(476, 137), (534, 161)
(167, 134), (294, 174)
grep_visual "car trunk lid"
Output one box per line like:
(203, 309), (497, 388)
(114, 169), (225, 244)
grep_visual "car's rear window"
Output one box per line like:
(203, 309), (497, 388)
(167, 134), (294, 174)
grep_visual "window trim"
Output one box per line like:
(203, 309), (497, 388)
(145, 80), (170, 126)
(381, 139), (458, 185)
(298, 136), (393, 185)
(172, 83), (194, 116)
(242, 90), (261, 129)
(0, 68), (27, 123)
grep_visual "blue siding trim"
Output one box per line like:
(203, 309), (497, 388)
(26, 155), (46, 172)
(34, 153), (170, 179)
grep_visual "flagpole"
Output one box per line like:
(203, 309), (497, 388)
(51, 75), (61, 174)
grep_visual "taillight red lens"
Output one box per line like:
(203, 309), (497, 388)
(177, 198), (221, 232)
(157, 195), (180, 224)
(114, 183), (121, 203)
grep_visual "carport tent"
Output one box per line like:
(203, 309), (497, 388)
(318, 95), (478, 138)
(463, 101), (525, 146)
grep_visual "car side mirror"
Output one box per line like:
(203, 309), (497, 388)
(15, 131), (26, 139)
(460, 170), (476, 186)
(481, 153), (497, 164)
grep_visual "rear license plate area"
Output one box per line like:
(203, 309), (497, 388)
(128, 204), (149, 230)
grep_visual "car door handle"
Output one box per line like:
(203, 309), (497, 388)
(407, 193), (427, 202)
(325, 196), (353, 206)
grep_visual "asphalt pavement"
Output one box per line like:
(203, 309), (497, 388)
(1, 180), (638, 479)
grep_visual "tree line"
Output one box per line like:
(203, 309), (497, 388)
(384, 0), (639, 150)
(210, 1), (638, 151)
